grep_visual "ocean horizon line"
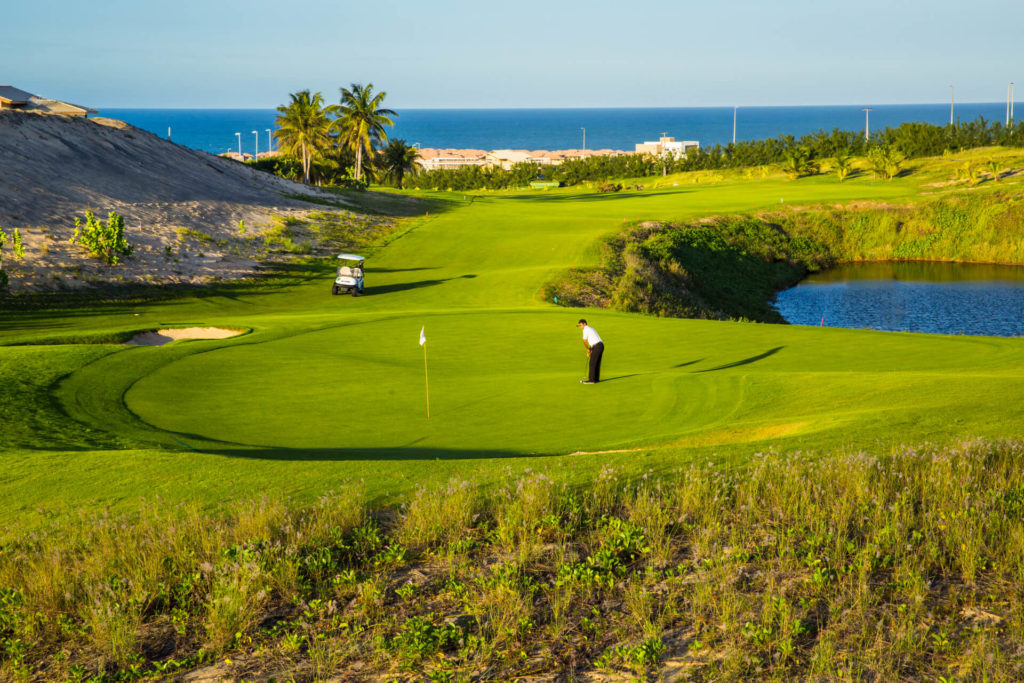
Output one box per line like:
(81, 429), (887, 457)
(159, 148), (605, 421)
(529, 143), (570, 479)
(97, 101), (1011, 111)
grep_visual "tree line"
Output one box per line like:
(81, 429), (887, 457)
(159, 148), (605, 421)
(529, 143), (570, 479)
(263, 84), (420, 188)
(402, 117), (1024, 191)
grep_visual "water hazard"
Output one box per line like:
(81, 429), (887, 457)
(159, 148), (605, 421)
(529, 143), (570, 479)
(773, 262), (1024, 337)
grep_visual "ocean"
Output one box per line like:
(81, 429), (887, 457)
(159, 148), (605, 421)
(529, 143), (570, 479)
(101, 103), (1015, 157)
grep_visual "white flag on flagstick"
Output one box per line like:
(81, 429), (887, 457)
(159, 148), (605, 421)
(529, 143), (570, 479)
(419, 326), (426, 346)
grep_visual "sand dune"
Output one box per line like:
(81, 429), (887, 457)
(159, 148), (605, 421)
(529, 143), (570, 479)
(0, 110), (345, 292)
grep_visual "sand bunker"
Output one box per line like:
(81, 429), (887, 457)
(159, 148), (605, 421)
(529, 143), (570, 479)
(124, 327), (244, 346)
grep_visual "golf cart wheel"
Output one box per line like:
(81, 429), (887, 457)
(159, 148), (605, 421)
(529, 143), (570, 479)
(351, 288), (359, 297)
(332, 285), (340, 295)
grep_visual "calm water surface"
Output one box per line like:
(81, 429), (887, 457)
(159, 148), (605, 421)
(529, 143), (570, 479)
(773, 262), (1024, 337)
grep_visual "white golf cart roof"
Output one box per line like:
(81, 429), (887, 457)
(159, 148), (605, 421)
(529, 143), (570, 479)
(337, 253), (365, 261)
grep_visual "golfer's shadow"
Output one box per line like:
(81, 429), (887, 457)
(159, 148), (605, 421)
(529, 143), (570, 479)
(368, 273), (476, 296)
(598, 374), (640, 383)
(693, 346), (784, 372)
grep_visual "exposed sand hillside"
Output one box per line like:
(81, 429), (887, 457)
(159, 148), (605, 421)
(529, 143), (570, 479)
(0, 110), (352, 292)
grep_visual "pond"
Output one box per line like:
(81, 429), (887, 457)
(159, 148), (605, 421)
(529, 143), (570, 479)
(772, 262), (1024, 337)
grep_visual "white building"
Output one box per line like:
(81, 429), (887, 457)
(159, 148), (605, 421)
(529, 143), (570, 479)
(635, 135), (699, 157)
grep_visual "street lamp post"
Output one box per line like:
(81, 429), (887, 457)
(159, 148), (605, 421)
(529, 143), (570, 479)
(862, 108), (872, 142)
(581, 127), (586, 151)
(1009, 83), (1013, 127)
(266, 129), (272, 154)
(1011, 83), (1016, 127)
(235, 132), (241, 157)
(252, 130), (259, 161)
(949, 85), (955, 126)
(732, 106), (737, 145)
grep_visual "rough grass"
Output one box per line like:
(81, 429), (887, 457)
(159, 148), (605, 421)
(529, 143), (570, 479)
(3, 439), (1024, 681)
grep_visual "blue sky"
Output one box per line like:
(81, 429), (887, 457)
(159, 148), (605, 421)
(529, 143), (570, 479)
(4, 0), (1021, 108)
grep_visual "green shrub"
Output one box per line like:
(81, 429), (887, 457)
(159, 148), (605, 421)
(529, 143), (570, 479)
(0, 229), (7, 291)
(70, 210), (134, 265)
(11, 229), (24, 260)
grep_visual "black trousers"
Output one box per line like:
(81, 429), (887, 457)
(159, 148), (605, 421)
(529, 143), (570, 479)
(588, 342), (604, 382)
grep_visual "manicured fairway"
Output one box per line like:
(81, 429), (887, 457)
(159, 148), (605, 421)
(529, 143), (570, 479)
(3, 168), (1024, 523)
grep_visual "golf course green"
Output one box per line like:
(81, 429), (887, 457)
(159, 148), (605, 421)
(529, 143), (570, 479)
(3, 157), (1024, 524)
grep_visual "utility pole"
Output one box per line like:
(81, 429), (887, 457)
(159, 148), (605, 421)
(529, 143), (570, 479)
(581, 127), (586, 150)
(732, 106), (737, 145)
(235, 132), (241, 157)
(1011, 82), (1016, 126)
(862, 108), (872, 141)
(949, 85), (955, 125)
(252, 130), (258, 161)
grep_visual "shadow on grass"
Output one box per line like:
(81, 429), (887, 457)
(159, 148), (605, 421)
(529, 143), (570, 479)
(370, 267), (440, 274)
(316, 188), (466, 217)
(191, 444), (540, 462)
(694, 346), (784, 372)
(501, 189), (693, 203)
(0, 261), (320, 320)
(368, 274), (476, 296)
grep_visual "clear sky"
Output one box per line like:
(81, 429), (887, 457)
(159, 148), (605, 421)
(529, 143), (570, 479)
(4, 0), (1021, 109)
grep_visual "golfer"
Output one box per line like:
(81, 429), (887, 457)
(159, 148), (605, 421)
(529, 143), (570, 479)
(577, 319), (604, 384)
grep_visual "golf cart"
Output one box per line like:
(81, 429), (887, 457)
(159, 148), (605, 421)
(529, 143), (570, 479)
(332, 253), (365, 296)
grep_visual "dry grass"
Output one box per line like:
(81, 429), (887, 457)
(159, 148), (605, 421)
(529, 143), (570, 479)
(3, 440), (1024, 680)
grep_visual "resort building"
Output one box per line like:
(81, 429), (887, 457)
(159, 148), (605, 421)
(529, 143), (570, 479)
(635, 135), (699, 157)
(0, 85), (96, 116)
(414, 147), (636, 171)
(416, 148), (489, 171)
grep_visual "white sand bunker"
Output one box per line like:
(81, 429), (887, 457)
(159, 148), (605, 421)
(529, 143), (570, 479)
(124, 327), (244, 346)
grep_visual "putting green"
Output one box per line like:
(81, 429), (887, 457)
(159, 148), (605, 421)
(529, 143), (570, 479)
(116, 307), (1024, 455)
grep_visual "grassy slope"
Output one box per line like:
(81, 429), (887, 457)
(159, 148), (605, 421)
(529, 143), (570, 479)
(3, 152), (1024, 526)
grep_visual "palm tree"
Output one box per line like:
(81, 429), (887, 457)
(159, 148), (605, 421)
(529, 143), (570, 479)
(274, 90), (332, 185)
(868, 145), (905, 180)
(377, 139), (420, 188)
(333, 83), (397, 182)
(780, 147), (818, 179)
(832, 149), (854, 182)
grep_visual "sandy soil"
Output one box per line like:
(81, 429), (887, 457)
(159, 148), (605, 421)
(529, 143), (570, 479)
(0, 110), (348, 292)
(124, 327), (245, 346)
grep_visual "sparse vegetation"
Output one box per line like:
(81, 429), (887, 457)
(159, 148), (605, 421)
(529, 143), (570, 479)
(3, 440), (1024, 680)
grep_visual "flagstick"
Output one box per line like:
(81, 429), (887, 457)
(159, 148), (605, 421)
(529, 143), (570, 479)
(423, 343), (430, 419)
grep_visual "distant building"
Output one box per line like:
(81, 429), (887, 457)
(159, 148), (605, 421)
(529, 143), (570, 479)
(416, 148), (488, 171)
(635, 135), (699, 157)
(414, 147), (635, 171)
(0, 85), (97, 116)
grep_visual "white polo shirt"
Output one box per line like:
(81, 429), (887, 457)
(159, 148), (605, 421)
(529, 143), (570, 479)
(582, 325), (603, 346)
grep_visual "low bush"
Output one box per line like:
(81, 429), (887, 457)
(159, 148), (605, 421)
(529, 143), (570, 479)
(544, 217), (831, 322)
(70, 210), (134, 265)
